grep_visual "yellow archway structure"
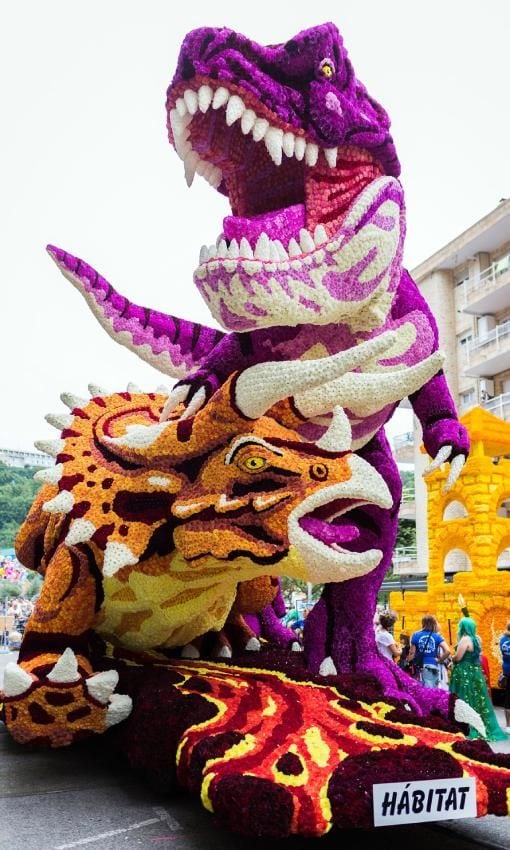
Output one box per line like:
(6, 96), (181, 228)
(390, 407), (510, 685)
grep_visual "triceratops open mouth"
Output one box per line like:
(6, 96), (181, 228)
(288, 453), (393, 583)
(166, 78), (392, 268)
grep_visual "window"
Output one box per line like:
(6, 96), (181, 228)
(443, 500), (468, 520)
(459, 389), (475, 409)
(444, 549), (471, 575)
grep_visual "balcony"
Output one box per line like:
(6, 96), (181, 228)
(482, 392), (510, 423)
(392, 547), (420, 575)
(464, 320), (510, 377)
(399, 486), (416, 520)
(461, 253), (510, 315)
(392, 431), (414, 464)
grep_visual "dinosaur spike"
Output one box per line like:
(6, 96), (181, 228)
(315, 406), (352, 453)
(34, 464), (64, 484)
(34, 439), (65, 457)
(65, 519), (97, 546)
(60, 392), (88, 410)
(319, 657), (337, 676)
(126, 382), (143, 394)
(105, 693), (133, 728)
(42, 490), (74, 514)
(88, 383), (109, 397)
(3, 663), (33, 697)
(85, 669), (119, 704)
(155, 384), (169, 395)
(47, 648), (80, 683)
(45, 413), (74, 430)
(103, 542), (138, 577)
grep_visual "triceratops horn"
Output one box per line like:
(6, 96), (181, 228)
(315, 406), (352, 453)
(234, 331), (396, 419)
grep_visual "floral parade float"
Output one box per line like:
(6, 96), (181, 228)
(2, 22), (510, 837)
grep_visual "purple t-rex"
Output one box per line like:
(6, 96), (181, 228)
(46, 22), (469, 714)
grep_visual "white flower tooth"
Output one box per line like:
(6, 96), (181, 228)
(282, 131), (295, 158)
(60, 392), (87, 410)
(199, 245), (209, 263)
(269, 241), (280, 262)
(208, 167), (223, 189)
(305, 143), (319, 166)
(240, 237), (254, 259)
(252, 118), (269, 142)
(195, 158), (209, 177)
(208, 243), (217, 259)
(264, 127), (283, 166)
(3, 663), (33, 697)
(228, 239), (240, 258)
(175, 97), (187, 117)
(86, 669), (119, 704)
(126, 382), (142, 394)
(254, 232), (271, 261)
(241, 109), (256, 135)
(184, 150), (199, 187)
(105, 693), (133, 728)
(324, 147), (338, 168)
(198, 84), (213, 113)
(65, 519), (96, 546)
(88, 383), (108, 397)
(212, 86), (229, 109)
(103, 542), (138, 578)
(314, 224), (328, 245)
(183, 89), (198, 115)
(34, 438), (65, 457)
(42, 490), (74, 514)
(45, 413), (73, 430)
(299, 228), (315, 253)
(34, 463), (63, 484)
(288, 238), (301, 258)
(294, 136), (306, 161)
(47, 648), (80, 683)
(175, 138), (192, 160)
(217, 239), (228, 258)
(226, 95), (245, 126)
(273, 239), (288, 260)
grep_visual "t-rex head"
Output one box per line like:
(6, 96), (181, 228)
(166, 23), (404, 332)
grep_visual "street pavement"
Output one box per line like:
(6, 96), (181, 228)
(1, 650), (509, 850)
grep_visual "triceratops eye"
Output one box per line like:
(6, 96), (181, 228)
(310, 463), (328, 481)
(319, 58), (335, 79)
(240, 455), (268, 474)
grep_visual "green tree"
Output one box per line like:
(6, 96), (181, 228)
(0, 462), (42, 549)
(0, 581), (22, 602)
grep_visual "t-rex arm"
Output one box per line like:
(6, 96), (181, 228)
(47, 245), (225, 379)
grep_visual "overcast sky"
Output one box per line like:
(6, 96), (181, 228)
(2, 1), (509, 452)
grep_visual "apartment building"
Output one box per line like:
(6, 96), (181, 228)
(406, 197), (510, 573)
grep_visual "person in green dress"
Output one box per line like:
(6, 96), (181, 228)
(450, 617), (507, 742)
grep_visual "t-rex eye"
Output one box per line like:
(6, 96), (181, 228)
(310, 463), (328, 481)
(319, 58), (335, 79)
(240, 456), (268, 473)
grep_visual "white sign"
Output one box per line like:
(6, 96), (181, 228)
(373, 776), (477, 826)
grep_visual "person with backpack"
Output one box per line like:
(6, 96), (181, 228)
(408, 615), (450, 688)
(499, 621), (510, 732)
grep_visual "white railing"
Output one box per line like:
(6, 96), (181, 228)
(461, 253), (510, 303)
(467, 320), (510, 358)
(483, 392), (510, 422)
(401, 487), (415, 503)
(393, 547), (417, 563)
(393, 431), (414, 450)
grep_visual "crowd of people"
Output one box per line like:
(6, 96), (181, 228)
(374, 607), (510, 741)
(0, 554), (26, 584)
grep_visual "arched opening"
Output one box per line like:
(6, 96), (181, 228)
(444, 548), (471, 581)
(497, 548), (510, 571)
(443, 500), (468, 520)
(497, 497), (510, 519)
